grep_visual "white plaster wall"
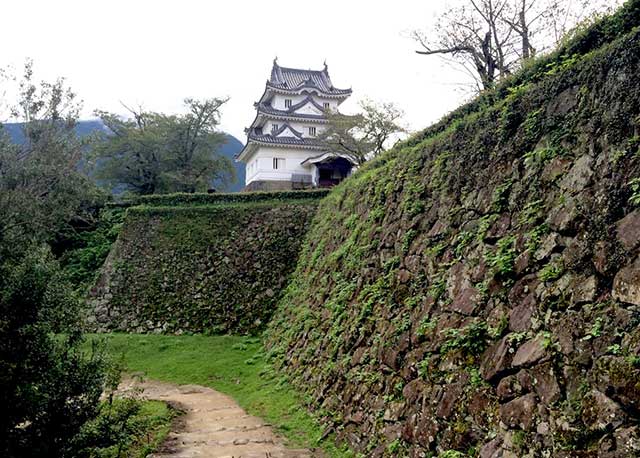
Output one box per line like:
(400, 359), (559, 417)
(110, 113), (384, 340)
(266, 120), (326, 138)
(271, 93), (336, 112)
(271, 94), (305, 110)
(244, 146), (318, 186)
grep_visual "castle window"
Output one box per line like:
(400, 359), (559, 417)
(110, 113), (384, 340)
(273, 157), (285, 170)
(323, 102), (330, 110)
(271, 124), (279, 133)
(308, 126), (317, 137)
(285, 99), (292, 108)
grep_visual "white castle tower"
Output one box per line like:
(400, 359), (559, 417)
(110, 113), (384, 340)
(237, 59), (355, 191)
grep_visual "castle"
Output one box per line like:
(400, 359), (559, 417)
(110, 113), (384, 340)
(237, 59), (355, 191)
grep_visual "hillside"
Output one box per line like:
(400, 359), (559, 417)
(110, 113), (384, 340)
(2, 120), (246, 192)
(266, 2), (640, 457)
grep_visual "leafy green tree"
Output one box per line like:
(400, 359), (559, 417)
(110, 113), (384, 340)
(318, 99), (406, 165)
(0, 61), (111, 457)
(93, 98), (235, 194)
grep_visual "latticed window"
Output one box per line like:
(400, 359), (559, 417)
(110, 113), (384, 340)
(323, 102), (330, 110)
(273, 157), (285, 169)
(271, 124), (279, 133)
(285, 99), (292, 108)
(308, 126), (317, 136)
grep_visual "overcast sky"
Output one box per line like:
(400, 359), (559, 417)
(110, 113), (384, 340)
(1, 1), (481, 140)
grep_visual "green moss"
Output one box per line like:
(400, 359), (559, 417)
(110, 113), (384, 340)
(115, 189), (329, 208)
(94, 199), (319, 334)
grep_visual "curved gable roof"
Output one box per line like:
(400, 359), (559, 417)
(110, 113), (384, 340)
(268, 60), (352, 96)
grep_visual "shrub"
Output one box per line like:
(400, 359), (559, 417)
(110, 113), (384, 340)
(113, 189), (329, 208)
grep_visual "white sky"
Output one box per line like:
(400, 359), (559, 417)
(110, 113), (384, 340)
(1, 1), (481, 140)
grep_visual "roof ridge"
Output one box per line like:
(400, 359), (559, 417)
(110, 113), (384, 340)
(272, 122), (304, 139)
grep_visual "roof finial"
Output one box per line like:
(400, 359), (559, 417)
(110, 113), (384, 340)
(273, 56), (278, 66)
(323, 59), (328, 72)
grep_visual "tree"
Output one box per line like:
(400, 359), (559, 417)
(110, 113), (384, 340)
(413, 0), (515, 91)
(0, 60), (102, 256)
(318, 99), (406, 165)
(93, 98), (235, 195)
(413, 0), (621, 91)
(0, 62), (111, 457)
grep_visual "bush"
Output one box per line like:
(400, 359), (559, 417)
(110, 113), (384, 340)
(0, 247), (110, 457)
(113, 189), (330, 208)
(60, 208), (125, 291)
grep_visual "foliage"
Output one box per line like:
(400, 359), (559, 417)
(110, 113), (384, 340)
(76, 398), (175, 458)
(485, 236), (517, 277)
(440, 321), (490, 356)
(538, 258), (564, 282)
(118, 188), (329, 208)
(0, 62), (113, 457)
(318, 99), (406, 165)
(628, 177), (640, 205)
(92, 98), (235, 195)
(0, 61), (104, 257)
(0, 249), (109, 457)
(60, 208), (124, 291)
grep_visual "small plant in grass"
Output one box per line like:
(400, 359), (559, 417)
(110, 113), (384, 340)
(488, 313), (508, 339)
(524, 223), (549, 253)
(524, 145), (564, 169)
(417, 316), (438, 337)
(507, 331), (527, 345)
(402, 229), (418, 253)
(606, 344), (622, 355)
(518, 199), (543, 226)
(439, 450), (467, 458)
(440, 321), (489, 356)
(425, 241), (447, 258)
(404, 295), (425, 308)
(492, 179), (513, 212)
(453, 230), (474, 259)
(485, 236), (517, 277)
(581, 317), (604, 341)
(628, 178), (640, 206)
(626, 355), (640, 368)
(418, 356), (431, 380)
(387, 438), (402, 453)
(468, 367), (485, 388)
(427, 274), (447, 301)
(476, 214), (499, 242)
(523, 109), (543, 142)
(538, 259), (564, 282)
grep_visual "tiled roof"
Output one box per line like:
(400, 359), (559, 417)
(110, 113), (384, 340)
(247, 132), (324, 148)
(255, 96), (327, 121)
(268, 60), (351, 96)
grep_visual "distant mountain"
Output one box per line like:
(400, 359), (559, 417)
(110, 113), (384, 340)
(2, 120), (246, 192)
(218, 134), (245, 192)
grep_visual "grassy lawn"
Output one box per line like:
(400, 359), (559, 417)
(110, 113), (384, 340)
(90, 333), (353, 457)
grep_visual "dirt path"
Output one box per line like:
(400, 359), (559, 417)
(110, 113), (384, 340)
(118, 378), (316, 458)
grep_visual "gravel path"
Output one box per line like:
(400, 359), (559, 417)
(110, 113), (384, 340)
(118, 378), (316, 458)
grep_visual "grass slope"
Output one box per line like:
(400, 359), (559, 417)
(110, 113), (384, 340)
(93, 333), (353, 457)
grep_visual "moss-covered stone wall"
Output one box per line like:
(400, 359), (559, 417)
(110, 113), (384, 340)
(90, 198), (320, 334)
(266, 3), (640, 456)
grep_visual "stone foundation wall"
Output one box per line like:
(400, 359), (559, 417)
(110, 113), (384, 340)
(266, 7), (640, 456)
(89, 199), (320, 334)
